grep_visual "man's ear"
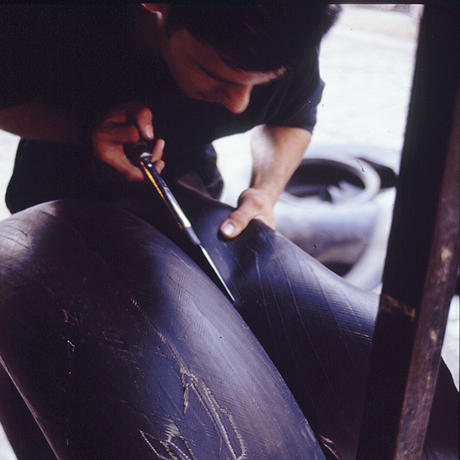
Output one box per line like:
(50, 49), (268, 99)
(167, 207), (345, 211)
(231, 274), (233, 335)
(141, 4), (169, 15)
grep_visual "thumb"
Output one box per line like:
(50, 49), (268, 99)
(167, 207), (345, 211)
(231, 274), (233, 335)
(220, 205), (254, 239)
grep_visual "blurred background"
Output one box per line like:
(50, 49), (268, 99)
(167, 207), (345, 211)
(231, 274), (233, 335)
(1, 5), (457, 459)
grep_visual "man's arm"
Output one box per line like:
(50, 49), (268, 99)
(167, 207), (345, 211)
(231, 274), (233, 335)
(220, 125), (311, 238)
(0, 101), (162, 180)
(0, 103), (81, 145)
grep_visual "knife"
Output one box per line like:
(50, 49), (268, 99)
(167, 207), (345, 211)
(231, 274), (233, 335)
(130, 144), (235, 303)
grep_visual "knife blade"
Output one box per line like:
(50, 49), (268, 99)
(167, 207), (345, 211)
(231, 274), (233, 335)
(130, 145), (235, 303)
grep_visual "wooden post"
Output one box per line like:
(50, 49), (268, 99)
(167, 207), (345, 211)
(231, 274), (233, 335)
(357, 5), (459, 459)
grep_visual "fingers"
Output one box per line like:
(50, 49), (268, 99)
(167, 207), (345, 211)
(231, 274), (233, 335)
(150, 138), (165, 162)
(98, 143), (145, 181)
(154, 160), (166, 174)
(220, 188), (276, 239)
(95, 124), (140, 144)
(104, 102), (153, 135)
(149, 138), (166, 174)
(98, 103), (153, 142)
(92, 125), (143, 181)
(92, 102), (157, 181)
(135, 105), (154, 141)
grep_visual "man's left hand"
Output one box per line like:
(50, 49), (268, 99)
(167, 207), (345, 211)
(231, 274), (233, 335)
(220, 187), (276, 239)
(219, 125), (312, 240)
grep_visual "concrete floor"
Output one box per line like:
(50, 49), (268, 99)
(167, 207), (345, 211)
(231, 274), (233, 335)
(0, 5), (458, 458)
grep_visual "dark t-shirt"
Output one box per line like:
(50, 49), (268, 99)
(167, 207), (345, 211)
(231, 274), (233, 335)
(0, 5), (324, 211)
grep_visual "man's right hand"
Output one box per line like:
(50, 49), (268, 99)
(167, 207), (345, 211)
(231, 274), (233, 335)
(92, 101), (164, 180)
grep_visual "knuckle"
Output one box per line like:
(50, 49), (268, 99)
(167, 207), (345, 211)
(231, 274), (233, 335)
(229, 210), (249, 226)
(239, 190), (265, 210)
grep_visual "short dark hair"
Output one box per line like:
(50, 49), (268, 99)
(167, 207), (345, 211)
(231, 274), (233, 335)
(165, 4), (341, 73)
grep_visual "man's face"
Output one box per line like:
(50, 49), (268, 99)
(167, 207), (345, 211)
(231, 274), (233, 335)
(161, 28), (284, 114)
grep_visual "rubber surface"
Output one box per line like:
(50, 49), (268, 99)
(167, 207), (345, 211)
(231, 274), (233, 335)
(0, 187), (458, 459)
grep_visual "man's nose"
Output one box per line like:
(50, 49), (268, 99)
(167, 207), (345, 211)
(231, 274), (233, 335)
(221, 85), (252, 114)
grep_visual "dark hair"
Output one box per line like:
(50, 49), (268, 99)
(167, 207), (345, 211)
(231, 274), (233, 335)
(165, 4), (341, 73)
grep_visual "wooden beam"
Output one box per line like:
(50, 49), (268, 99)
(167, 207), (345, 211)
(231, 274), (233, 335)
(357, 5), (460, 459)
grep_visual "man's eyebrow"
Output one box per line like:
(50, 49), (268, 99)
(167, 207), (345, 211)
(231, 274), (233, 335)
(192, 58), (284, 86)
(193, 59), (243, 86)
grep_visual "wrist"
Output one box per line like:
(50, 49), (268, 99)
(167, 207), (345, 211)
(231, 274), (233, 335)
(248, 183), (282, 207)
